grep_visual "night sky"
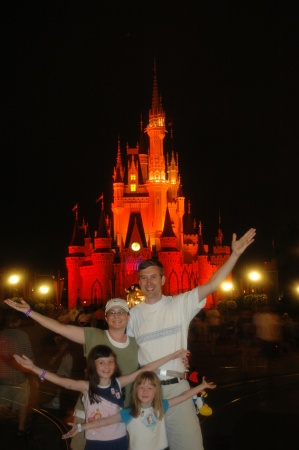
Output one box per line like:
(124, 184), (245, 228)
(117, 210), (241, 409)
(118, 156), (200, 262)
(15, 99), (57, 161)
(2, 1), (299, 277)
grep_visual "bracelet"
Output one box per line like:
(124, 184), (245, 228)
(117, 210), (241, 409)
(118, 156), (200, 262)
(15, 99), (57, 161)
(77, 423), (82, 433)
(39, 369), (46, 381)
(25, 308), (33, 317)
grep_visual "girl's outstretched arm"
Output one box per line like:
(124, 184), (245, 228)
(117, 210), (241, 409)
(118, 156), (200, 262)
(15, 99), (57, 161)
(168, 376), (216, 408)
(62, 413), (121, 440)
(13, 354), (87, 393)
(118, 348), (190, 387)
(4, 298), (85, 344)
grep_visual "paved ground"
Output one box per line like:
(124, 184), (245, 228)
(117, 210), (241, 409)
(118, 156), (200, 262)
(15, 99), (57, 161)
(190, 329), (299, 450)
(1, 320), (299, 449)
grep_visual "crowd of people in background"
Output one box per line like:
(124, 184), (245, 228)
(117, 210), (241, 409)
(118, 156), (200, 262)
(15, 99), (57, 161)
(189, 303), (299, 376)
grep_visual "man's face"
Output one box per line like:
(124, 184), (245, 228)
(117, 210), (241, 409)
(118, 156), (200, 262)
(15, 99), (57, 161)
(138, 266), (165, 302)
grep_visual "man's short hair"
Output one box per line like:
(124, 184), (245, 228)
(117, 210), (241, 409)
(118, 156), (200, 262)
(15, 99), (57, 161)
(137, 259), (164, 277)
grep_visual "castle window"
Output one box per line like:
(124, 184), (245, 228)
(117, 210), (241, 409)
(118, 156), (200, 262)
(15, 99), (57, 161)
(130, 184), (136, 192)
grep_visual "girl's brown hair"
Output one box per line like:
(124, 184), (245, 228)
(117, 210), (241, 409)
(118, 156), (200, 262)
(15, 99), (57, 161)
(86, 345), (120, 404)
(130, 371), (164, 419)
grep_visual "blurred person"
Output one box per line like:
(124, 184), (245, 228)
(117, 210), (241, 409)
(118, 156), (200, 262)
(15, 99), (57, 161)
(13, 345), (189, 450)
(281, 312), (297, 352)
(206, 307), (222, 354)
(127, 228), (256, 450)
(43, 310), (79, 410)
(62, 372), (216, 450)
(252, 305), (282, 358)
(92, 305), (108, 330)
(235, 309), (255, 374)
(0, 308), (34, 437)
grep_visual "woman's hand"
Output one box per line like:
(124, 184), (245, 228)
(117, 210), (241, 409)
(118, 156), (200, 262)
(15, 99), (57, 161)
(4, 298), (31, 314)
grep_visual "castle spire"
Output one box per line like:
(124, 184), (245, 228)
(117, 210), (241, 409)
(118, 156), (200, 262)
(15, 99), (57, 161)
(147, 59), (165, 130)
(215, 209), (224, 246)
(151, 58), (160, 114)
(184, 200), (195, 234)
(97, 207), (109, 238)
(160, 206), (176, 238)
(70, 204), (85, 247)
(197, 221), (207, 255)
(113, 136), (124, 182)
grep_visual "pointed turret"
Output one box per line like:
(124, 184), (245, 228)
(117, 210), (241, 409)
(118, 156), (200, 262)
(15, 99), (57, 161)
(149, 59), (164, 120)
(160, 206), (178, 251)
(215, 210), (224, 246)
(94, 197), (112, 250)
(197, 221), (207, 255)
(184, 200), (195, 235)
(161, 206), (176, 238)
(113, 136), (124, 182)
(69, 205), (85, 250)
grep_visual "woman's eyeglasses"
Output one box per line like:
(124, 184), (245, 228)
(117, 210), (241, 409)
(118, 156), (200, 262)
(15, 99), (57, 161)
(106, 310), (128, 316)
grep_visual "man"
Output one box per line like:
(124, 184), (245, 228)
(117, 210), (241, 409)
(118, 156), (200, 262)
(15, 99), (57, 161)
(4, 298), (139, 450)
(126, 228), (256, 450)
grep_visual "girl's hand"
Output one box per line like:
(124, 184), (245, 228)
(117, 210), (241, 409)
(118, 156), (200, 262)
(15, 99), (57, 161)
(201, 376), (216, 390)
(13, 354), (34, 370)
(176, 349), (191, 363)
(62, 423), (80, 439)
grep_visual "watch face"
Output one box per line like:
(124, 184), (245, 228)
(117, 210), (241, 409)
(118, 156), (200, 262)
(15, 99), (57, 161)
(131, 242), (141, 251)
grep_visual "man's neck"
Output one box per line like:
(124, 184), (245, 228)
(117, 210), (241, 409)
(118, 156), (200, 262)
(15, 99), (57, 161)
(144, 294), (163, 305)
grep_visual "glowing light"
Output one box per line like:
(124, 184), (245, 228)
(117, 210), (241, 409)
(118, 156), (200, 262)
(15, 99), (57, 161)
(39, 285), (49, 294)
(249, 271), (261, 281)
(9, 275), (20, 285)
(222, 281), (233, 291)
(131, 242), (140, 252)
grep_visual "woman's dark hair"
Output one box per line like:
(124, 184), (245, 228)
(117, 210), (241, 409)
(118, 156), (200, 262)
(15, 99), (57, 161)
(86, 345), (119, 404)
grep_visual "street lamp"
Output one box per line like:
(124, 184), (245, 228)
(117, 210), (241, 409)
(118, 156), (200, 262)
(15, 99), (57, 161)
(7, 272), (23, 298)
(221, 281), (233, 298)
(220, 281), (234, 322)
(32, 275), (55, 303)
(248, 270), (262, 293)
(39, 285), (50, 296)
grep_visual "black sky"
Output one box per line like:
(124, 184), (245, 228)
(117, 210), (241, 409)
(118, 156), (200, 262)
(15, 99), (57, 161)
(1, 1), (299, 276)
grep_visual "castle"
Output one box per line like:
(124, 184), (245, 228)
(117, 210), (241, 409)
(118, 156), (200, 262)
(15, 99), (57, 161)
(66, 67), (232, 310)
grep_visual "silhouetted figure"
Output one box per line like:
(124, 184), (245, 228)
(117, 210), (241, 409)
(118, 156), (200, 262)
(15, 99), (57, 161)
(0, 308), (34, 437)
(252, 305), (282, 358)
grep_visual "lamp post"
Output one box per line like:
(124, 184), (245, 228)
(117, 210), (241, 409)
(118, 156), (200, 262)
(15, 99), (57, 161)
(221, 281), (234, 322)
(248, 270), (262, 294)
(38, 284), (50, 302)
(7, 272), (23, 298)
(221, 281), (233, 300)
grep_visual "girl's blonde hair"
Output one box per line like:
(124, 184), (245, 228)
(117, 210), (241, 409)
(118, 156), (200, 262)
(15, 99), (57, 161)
(130, 371), (164, 419)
